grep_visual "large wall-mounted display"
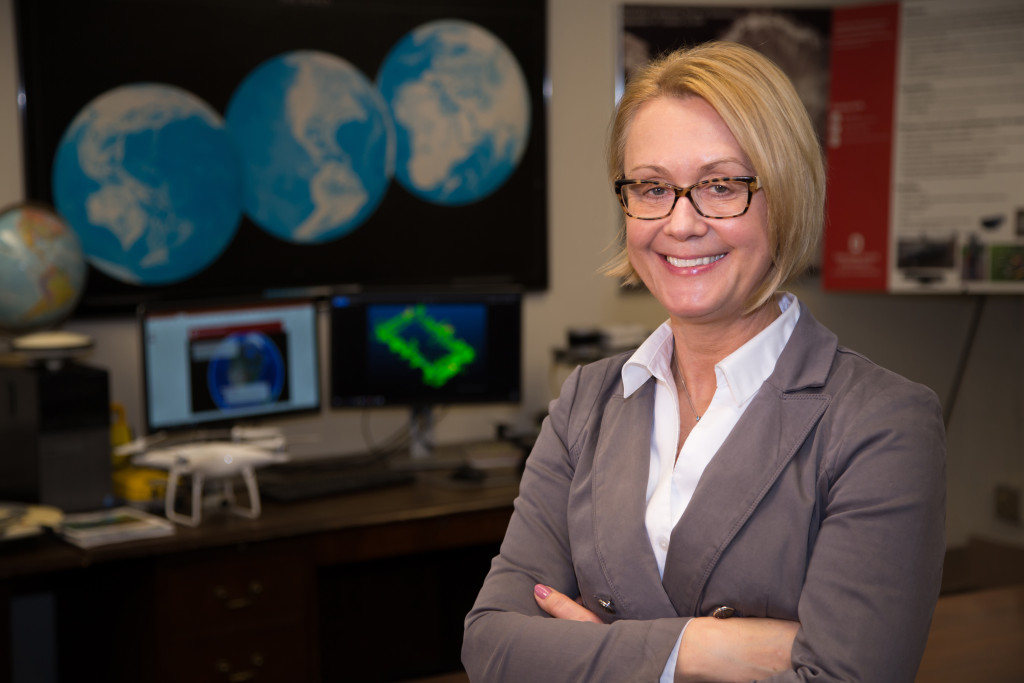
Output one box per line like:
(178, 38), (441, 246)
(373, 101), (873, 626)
(14, 0), (548, 314)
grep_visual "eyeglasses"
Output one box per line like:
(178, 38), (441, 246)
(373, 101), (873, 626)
(614, 176), (761, 220)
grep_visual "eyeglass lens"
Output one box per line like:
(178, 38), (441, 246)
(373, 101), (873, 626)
(622, 180), (750, 219)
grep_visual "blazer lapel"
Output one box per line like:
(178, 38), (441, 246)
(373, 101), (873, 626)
(590, 379), (680, 618)
(661, 303), (837, 615)
(661, 390), (829, 614)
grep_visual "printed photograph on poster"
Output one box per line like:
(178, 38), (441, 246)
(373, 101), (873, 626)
(14, 0), (549, 315)
(620, 6), (832, 143)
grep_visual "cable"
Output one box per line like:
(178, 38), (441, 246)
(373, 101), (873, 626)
(358, 405), (449, 460)
(943, 295), (986, 429)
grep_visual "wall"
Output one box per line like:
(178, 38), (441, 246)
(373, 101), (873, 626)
(1, 0), (1021, 549)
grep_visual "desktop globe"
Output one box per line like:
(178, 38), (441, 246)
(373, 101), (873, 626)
(0, 203), (90, 355)
(0, 204), (103, 514)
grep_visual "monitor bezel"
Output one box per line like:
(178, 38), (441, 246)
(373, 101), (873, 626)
(328, 288), (522, 410)
(138, 296), (322, 435)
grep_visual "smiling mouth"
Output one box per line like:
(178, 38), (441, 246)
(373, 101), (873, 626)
(666, 253), (725, 268)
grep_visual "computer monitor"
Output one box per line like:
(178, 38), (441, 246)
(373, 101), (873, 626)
(329, 290), (522, 457)
(139, 298), (321, 434)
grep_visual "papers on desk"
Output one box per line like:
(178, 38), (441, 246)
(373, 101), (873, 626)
(58, 506), (175, 548)
(0, 503), (62, 542)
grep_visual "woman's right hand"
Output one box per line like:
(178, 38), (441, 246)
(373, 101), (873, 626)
(675, 615), (798, 683)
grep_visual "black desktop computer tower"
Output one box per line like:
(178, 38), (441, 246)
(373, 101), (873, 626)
(0, 361), (113, 512)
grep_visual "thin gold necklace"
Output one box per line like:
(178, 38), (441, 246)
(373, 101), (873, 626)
(680, 376), (701, 422)
(674, 355), (701, 422)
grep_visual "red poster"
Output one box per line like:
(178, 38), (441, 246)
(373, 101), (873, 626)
(822, 3), (900, 291)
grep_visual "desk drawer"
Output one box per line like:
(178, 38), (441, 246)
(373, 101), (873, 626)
(155, 547), (312, 634)
(159, 623), (313, 683)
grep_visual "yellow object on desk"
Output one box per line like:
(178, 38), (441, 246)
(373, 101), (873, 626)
(112, 466), (168, 504)
(110, 402), (131, 443)
(110, 402), (133, 466)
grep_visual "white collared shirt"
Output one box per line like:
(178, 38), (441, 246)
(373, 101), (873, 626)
(622, 293), (800, 682)
(623, 292), (800, 575)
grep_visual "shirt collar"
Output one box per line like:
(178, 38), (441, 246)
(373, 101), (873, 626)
(623, 321), (675, 396)
(621, 293), (800, 402)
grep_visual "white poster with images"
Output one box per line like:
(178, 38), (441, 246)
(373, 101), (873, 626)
(889, 0), (1024, 293)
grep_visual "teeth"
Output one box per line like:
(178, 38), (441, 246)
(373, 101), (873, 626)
(667, 254), (725, 268)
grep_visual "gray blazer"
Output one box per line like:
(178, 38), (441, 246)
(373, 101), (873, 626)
(463, 303), (946, 682)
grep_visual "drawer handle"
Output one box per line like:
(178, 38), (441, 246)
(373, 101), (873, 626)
(213, 581), (264, 610)
(215, 652), (264, 681)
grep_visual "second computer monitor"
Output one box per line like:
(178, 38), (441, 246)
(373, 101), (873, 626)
(328, 290), (522, 410)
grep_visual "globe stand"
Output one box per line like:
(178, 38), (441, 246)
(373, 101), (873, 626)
(10, 330), (94, 370)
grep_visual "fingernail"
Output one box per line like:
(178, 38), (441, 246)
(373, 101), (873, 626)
(534, 584), (552, 599)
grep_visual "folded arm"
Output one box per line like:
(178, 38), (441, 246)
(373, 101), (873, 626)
(463, 365), (688, 681)
(762, 376), (946, 682)
(534, 582), (799, 683)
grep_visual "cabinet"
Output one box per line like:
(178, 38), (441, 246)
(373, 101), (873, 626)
(49, 538), (320, 682)
(1, 477), (518, 683)
(152, 544), (317, 683)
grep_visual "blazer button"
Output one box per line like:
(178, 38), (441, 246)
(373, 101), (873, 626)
(594, 596), (616, 614)
(711, 605), (736, 619)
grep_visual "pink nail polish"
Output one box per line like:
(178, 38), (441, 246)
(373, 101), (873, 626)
(534, 584), (552, 599)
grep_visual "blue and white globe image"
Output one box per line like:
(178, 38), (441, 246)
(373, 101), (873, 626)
(377, 20), (531, 206)
(206, 331), (285, 409)
(52, 84), (244, 286)
(226, 51), (395, 244)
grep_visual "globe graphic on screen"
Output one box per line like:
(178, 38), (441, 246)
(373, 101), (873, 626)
(226, 50), (395, 244)
(207, 331), (285, 409)
(0, 204), (86, 336)
(51, 83), (244, 286)
(377, 19), (531, 206)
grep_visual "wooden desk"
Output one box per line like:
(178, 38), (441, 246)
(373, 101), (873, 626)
(0, 475), (518, 683)
(13, 477), (1012, 683)
(916, 584), (1024, 682)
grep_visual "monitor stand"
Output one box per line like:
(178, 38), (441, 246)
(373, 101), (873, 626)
(408, 404), (435, 460)
(390, 404), (466, 471)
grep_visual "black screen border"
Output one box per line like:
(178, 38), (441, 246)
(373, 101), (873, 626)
(329, 288), (522, 409)
(138, 296), (323, 434)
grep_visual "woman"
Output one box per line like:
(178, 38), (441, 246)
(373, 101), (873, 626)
(462, 42), (945, 682)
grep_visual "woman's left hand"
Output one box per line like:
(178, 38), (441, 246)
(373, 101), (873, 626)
(533, 584), (604, 623)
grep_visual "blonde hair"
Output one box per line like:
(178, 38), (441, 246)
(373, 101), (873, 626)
(605, 41), (825, 313)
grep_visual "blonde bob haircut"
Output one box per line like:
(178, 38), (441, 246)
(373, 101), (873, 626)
(605, 41), (825, 314)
